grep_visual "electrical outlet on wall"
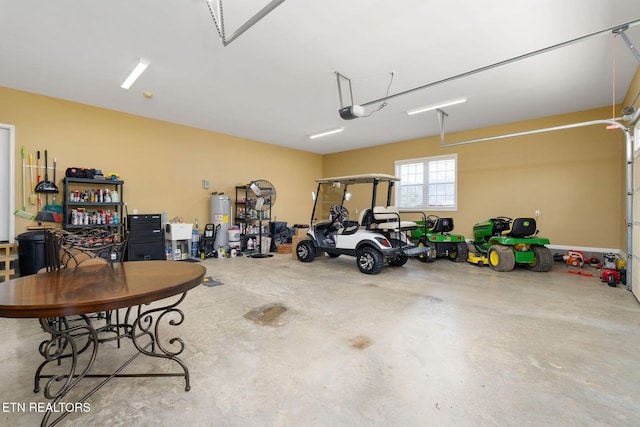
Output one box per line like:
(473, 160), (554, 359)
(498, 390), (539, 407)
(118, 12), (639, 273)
(535, 210), (540, 217)
(203, 179), (210, 189)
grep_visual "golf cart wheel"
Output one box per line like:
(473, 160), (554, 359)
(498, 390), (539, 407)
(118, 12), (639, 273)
(487, 245), (515, 272)
(448, 242), (469, 263)
(357, 246), (384, 275)
(416, 239), (436, 263)
(296, 240), (316, 263)
(388, 256), (408, 267)
(527, 245), (553, 272)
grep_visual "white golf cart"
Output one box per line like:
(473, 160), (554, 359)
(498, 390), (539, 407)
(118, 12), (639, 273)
(295, 173), (432, 274)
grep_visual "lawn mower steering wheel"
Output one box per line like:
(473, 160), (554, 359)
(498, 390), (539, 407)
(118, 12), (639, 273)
(495, 216), (513, 226)
(330, 204), (349, 226)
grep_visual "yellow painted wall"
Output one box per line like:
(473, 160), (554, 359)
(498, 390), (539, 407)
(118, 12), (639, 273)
(2, 86), (322, 237)
(4, 76), (638, 251)
(622, 66), (640, 109)
(324, 107), (626, 249)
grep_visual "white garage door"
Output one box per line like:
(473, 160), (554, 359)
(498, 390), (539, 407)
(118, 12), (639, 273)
(633, 122), (640, 301)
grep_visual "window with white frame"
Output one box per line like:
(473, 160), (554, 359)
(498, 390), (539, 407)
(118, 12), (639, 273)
(395, 154), (457, 210)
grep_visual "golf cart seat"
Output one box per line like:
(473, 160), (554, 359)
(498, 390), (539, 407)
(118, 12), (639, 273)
(372, 206), (418, 231)
(359, 209), (373, 228)
(507, 218), (537, 238)
(432, 217), (454, 233)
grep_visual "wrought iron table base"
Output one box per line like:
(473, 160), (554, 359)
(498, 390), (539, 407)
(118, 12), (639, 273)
(34, 293), (190, 427)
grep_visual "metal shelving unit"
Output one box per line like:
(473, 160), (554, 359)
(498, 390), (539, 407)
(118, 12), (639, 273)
(63, 177), (124, 231)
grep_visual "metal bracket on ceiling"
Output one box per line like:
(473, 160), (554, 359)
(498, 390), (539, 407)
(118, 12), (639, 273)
(335, 72), (355, 111)
(335, 72), (366, 120)
(437, 109), (448, 145)
(206, 0), (286, 47)
(613, 25), (640, 63)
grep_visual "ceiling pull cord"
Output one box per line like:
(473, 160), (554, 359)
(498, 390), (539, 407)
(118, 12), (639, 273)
(608, 34), (621, 129)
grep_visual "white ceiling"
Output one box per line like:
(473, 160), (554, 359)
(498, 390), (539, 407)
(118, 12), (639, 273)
(1, 0), (639, 154)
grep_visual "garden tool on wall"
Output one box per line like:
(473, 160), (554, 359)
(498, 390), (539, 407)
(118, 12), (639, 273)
(29, 152), (36, 205)
(13, 146), (35, 220)
(44, 157), (63, 222)
(34, 150), (58, 193)
(35, 150), (62, 223)
(36, 150), (41, 210)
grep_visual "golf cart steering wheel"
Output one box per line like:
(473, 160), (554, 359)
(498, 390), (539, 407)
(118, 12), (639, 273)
(330, 204), (349, 226)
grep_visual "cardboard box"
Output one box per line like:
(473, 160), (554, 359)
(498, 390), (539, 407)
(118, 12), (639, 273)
(295, 226), (309, 236)
(277, 243), (292, 254)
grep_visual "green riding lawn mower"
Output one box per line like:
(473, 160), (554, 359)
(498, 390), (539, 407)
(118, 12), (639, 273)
(467, 216), (554, 272)
(411, 215), (468, 263)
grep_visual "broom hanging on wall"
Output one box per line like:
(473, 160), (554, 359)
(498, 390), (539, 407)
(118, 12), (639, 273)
(13, 146), (35, 220)
(34, 150), (62, 223)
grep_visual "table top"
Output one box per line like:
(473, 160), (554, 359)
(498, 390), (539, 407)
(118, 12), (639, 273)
(0, 261), (206, 318)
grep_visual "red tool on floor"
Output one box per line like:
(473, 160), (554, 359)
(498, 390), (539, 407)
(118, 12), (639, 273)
(563, 250), (585, 268)
(600, 253), (620, 287)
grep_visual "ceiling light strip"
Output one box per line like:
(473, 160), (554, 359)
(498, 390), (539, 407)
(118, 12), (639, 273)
(121, 59), (149, 89)
(309, 127), (344, 139)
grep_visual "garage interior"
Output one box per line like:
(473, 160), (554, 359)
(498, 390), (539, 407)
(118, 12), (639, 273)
(2, 256), (640, 426)
(1, 1), (640, 426)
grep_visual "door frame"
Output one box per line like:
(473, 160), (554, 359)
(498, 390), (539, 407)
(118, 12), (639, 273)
(0, 123), (15, 243)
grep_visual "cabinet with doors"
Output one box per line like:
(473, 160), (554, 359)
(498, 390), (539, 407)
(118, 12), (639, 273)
(63, 177), (124, 231)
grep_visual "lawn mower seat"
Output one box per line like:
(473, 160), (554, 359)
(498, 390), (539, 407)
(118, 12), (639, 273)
(432, 217), (454, 233)
(508, 218), (537, 238)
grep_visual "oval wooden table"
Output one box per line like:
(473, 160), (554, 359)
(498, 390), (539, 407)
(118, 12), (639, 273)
(0, 260), (206, 427)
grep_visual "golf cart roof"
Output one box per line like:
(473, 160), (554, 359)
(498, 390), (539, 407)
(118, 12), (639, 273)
(315, 173), (400, 185)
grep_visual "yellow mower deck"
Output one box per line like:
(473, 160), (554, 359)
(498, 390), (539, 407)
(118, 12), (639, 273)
(467, 252), (488, 266)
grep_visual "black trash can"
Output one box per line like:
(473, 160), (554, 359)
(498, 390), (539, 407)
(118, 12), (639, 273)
(17, 231), (45, 276)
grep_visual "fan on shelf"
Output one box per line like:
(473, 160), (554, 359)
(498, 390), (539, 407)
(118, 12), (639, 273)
(246, 179), (276, 258)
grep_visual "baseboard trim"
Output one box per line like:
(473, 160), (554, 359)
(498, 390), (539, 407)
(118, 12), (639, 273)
(546, 244), (623, 256)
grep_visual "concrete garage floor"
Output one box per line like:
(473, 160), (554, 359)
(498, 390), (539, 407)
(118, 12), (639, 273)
(1, 253), (640, 426)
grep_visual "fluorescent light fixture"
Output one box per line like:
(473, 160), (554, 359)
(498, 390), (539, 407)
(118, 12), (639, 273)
(120, 59), (149, 89)
(309, 127), (344, 139)
(407, 97), (467, 115)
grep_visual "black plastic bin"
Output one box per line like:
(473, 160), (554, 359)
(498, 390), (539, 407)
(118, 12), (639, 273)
(17, 231), (45, 276)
